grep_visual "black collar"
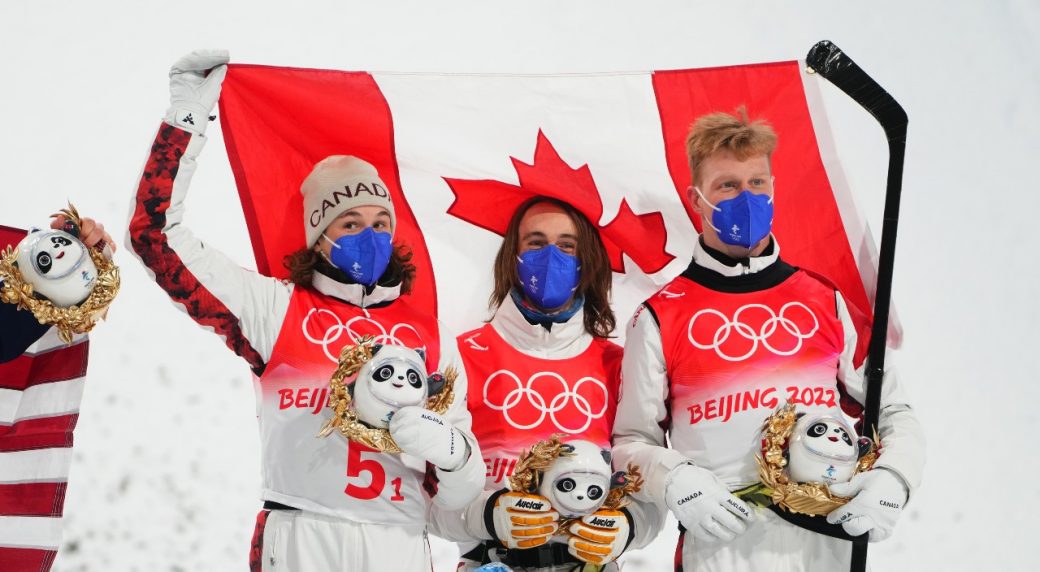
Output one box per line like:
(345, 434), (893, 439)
(681, 238), (797, 293)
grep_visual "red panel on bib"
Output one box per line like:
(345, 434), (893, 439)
(459, 324), (621, 487)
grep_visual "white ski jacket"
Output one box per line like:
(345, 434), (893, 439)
(612, 238), (925, 569)
(127, 122), (483, 521)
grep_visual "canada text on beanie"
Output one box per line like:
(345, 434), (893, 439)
(300, 155), (396, 247)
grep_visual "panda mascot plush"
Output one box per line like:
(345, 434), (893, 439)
(351, 343), (445, 429)
(786, 414), (872, 486)
(15, 227), (98, 307)
(535, 439), (616, 519)
(741, 403), (879, 517)
(320, 340), (454, 454)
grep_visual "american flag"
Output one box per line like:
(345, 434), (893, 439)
(0, 226), (88, 571)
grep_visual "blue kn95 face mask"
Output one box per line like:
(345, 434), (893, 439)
(516, 244), (581, 310)
(322, 227), (393, 286)
(695, 187), (774, 249)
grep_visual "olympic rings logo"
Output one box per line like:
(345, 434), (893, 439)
(687, 302), (819, 362)
(482, 371), (609, 434)
(302, 309), (426, 363)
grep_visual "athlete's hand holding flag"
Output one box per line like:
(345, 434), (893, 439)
(165, 49), (228, 136)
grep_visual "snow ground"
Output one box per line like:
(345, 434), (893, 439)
(2, 1), (1038, 570)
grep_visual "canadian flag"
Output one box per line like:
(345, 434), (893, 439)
(218, 61), (883, 343)
(0, 226), (88, 571)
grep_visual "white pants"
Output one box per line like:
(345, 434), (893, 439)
(679, 509), (865, 572)
(254, 509), (431, 571)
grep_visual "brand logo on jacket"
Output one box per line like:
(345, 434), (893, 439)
(463, 333), (488, 351)
(659, 288), (685, 299)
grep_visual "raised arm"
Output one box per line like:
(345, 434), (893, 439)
(127, 51), (290, 373)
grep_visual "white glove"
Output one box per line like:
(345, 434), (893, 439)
(165, 49), (229, 135)
(826, 468), (908, 542)
(388, 406), (469, 471)
(489, 490), (559, 549)
(566, 508), (630, 565)
(665, 464), (755, 543)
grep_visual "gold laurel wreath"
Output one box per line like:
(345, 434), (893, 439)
(317, 336), (457, 453)
(0, 204), (120, 344)
(508, 434), (644, 531)
(735, 401), (879, 516)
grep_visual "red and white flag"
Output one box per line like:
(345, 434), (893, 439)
(217, 61), (886, 348)
(0, 226), (88, 571)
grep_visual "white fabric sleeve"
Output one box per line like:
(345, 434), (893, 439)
(611, 305), (692, 507)
(127, 123), (291, 368)
(427, 488), (498, 543)
(429, 321), (485, 511)
(621, 495), (666, 551)
(835, 293), (926, 496)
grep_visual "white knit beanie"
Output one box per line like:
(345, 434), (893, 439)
(301, 155), (396, 247)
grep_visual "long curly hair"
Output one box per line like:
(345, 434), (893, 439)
(284, 243), (416, 293)
(490, 196), (616, 338)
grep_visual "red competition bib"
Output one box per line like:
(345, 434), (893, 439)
(647, 270), (846, 487)
(458, 324), (621, 488)
(256, 286), (441, 524)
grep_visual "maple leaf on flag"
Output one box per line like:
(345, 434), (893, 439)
(445, 130), (673, 274)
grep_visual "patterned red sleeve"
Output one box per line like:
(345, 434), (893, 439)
(129, 124), (266, 372)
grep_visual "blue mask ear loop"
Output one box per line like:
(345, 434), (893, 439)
(767, 176), (776, 227)
(319, 233), (341, 267)
(759, 176), (777, 231)
(321, 233), (341, 250)
(693, 186), (723, 233)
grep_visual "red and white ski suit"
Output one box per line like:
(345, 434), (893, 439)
(128, 123), (484, 571)
(428, 298), (664, 571)
(612, 238), (925, 571)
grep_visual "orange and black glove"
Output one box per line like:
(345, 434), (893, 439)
(566, 508), (632, 565)
(487, 490), (560, 549)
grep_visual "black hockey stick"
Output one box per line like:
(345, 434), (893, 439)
(805, 40), (907, 572)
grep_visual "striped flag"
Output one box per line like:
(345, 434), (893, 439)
(0, 226), (88, 571)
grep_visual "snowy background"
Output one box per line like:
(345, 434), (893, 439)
(1, 0), (1038, 570)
